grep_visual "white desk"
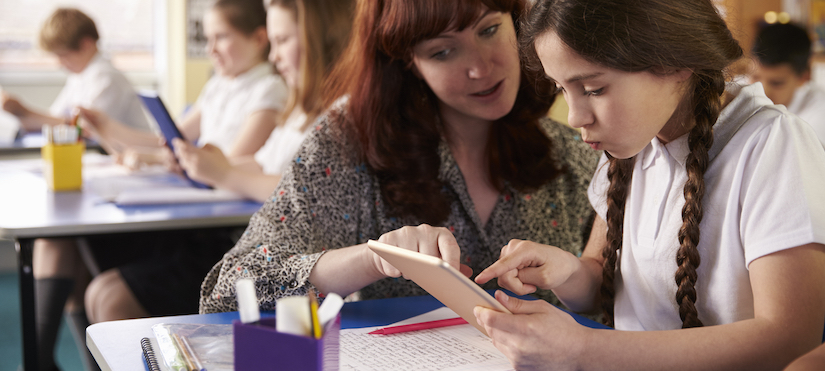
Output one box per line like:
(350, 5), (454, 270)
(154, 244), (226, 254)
(87, 294), (611, 371)
(0, 154), (262, 371)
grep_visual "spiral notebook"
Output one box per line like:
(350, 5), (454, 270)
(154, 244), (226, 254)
(141, 323), (235, 371)
(140, 337), (162, 371)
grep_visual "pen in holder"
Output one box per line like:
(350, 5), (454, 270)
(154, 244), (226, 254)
(41, 124), (84, 191)
(233, 314), (340, 371)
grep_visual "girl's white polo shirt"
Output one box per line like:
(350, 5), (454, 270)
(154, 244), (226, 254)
(588, 83), (825, 331)
(254, 109), (310, 175)
(196, 62), (288, 152)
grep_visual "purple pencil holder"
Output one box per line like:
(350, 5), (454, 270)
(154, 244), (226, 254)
(233, 315), (340, 371)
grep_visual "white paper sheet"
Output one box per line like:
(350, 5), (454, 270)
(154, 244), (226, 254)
(79, 157), (246, 205)
(112, 187), (245, 205)
(340, 308), (514, 371)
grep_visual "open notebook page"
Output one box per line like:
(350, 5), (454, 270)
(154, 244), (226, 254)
(340, 307), (514, 371)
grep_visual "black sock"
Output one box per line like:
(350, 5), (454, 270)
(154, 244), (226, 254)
(35, 278), (73, 371)
(65, 310), (100, 371)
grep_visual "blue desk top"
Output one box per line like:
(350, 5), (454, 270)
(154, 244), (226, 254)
(86, 293), (609, 371)
(0, 155), (262, 239)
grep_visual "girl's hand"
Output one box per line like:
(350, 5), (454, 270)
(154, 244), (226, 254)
(373, 224), (472, 278)
(475, 239), (580, 295)
(1, 92), (29, 117)
(115, 147), (166, 171)
(77, 107), (115, 140)
(158, 142), (182, 175)
(474, 291), (587, 371)
(172, 139), (228, 185)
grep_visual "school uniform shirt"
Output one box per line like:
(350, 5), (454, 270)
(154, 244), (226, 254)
(196, 63), (288, 152)
(199, 109), (599, 314)
(588, 82), (825, 331)
(49, 53), (151, 131)
(253, 109), (310, 174)
(786, 82), (825, 145)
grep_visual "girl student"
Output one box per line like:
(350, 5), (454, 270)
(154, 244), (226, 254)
(79, 0), (286, 164)
(169, 0), (355, 202)
(200, 0), (599, 314)
(31, 1), (283, 370)
(81, 0), (356, 323)
(79, 0), (354, 332)
(80, 0), (357, 326)
(472, 0), (825, 370)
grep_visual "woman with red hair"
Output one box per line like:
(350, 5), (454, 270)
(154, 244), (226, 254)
(200, 0), (598, 312)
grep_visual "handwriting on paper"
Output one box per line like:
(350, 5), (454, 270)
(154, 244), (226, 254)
(340, 324), (514, 371)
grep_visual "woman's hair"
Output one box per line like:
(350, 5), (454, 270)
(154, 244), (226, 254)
(323, 0), (561, 225)
(212, 0), (269, 60)
(266, 0), (355, 128)
(39, 8), (99, 52)
(521, 0), (743, 328)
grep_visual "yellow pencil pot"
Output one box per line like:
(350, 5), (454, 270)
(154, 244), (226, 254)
(42, 142), (84, 191)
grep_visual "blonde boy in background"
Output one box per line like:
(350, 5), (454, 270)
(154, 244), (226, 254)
(1, 8), (151, 133)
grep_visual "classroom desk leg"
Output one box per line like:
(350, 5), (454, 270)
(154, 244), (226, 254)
(16, 238), (39, 371)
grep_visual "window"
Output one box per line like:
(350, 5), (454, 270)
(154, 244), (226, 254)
(0, 0), (155, 72)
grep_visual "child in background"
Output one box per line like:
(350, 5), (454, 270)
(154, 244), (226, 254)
(79, 0), (286, 161)
(0, 7), (151, 132)
(170, 0), (355, 202)
(750, 22), (825, 145)
(472, 0), (825, 370)
(199, 0), (598, 314)
(82, 0), (357, 327)
(30, 1), (285, 370)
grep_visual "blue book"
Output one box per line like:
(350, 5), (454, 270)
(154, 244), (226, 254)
(138, 91), (212, 189)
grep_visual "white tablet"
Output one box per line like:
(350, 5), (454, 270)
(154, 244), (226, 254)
(367, 240), (511, 336)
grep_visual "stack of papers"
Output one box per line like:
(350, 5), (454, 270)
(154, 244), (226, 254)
(82, 157), (246, 205)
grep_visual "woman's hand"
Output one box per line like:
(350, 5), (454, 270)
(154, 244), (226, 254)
(475, 239), (580, 295)
(474, 291), (588, 371)
(373, 224), (472, 278)
(172, 139), (229, 186)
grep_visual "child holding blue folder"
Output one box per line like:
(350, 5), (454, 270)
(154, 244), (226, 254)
(82, 0), (356, 326)
(169, 0), (356, 202)
(30, 2), (284, 371)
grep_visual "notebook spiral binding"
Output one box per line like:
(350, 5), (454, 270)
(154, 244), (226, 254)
(140, 336), (161, 371)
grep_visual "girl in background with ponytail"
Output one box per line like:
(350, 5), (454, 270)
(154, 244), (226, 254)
(473, 0), (825, 369)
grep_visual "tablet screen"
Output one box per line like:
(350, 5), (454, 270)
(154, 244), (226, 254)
(367, 240), (510, 336)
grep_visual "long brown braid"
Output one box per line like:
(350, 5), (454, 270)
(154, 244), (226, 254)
(519, 0), (743, 327)
(599, 156), (633, 324)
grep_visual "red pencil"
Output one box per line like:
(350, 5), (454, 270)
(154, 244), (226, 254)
(368, 317), (468, 335)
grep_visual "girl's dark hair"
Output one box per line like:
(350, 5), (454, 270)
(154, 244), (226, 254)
(213, 0), (269, 59)
(521, 0), (742, 328)
(323, 0), (562, 225)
